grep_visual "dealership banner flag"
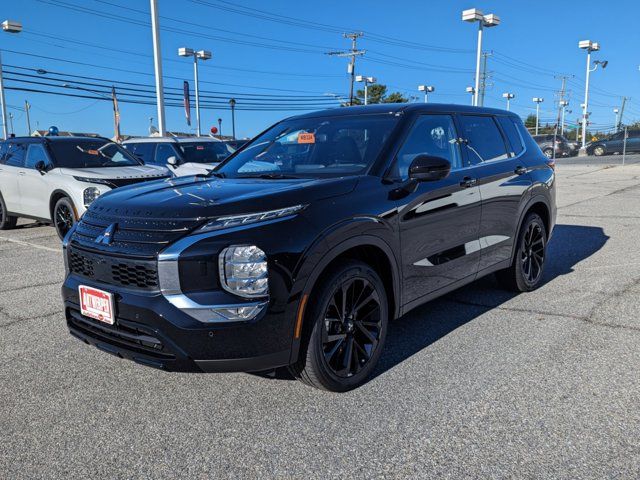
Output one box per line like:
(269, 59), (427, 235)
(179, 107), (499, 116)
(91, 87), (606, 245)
(111, 86), (121, 142)
(184, 81), (191, 126)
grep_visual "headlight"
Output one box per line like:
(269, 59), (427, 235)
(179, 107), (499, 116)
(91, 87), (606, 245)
(218, 245), (268, 298)
(83, 187), (101, 207)
(197, 204), (306, 233)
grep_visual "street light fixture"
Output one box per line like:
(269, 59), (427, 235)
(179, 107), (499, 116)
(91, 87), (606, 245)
(1, 19), (22, 140)
(613, 108), (620, 132)
(355, 75), (376, 105)
(178, 47), (212, 137)
(578, 40), (607, 155)
(229, 98), (236, 140)
(502, 92), (515, 111)
(418, 85), (435, 103)
(532, 97), (544, 135)
(466, 86), (475, 105)
(462, 8), (500, 107)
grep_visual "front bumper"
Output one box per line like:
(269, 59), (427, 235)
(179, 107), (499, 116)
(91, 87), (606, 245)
(62, 273), (293, 373)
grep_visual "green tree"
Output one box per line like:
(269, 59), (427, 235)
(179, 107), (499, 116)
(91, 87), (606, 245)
(353, 83), (408, 105)
(524, 114), (537, 129)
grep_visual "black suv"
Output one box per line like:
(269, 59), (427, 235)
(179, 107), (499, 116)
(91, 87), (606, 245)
(61, 104), (556, 392)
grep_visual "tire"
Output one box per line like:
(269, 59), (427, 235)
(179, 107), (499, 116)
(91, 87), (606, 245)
(593, 145), (605, 156)
(543, 148), (554, 159)
(288, 260), (389, 392)
(53, 197), (77, 240)
(496, 213), (547, 292)
(0, 193), (18, 230)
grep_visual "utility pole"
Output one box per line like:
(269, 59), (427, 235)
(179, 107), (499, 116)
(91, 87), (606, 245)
(617, 96), (627, 131)
(24, 99), (31, 135)
(149, 0), (166, 136)
(327, 32), (365, 106)
(8, 111), (13, 135)
(478, 51), (493, 107)
(554, 75), (571, 138)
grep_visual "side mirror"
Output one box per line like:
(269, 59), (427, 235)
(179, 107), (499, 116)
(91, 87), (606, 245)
(167, 156), (178, 168)
(35, 160), (47, 175)
(408, 154), (451, 181)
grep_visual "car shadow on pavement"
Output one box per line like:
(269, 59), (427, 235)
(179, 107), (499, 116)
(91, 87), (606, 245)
(370, 223), (609, 381)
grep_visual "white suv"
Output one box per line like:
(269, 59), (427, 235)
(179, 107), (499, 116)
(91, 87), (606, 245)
(122, 136), (235, 177)
(0, 136), (170, 239)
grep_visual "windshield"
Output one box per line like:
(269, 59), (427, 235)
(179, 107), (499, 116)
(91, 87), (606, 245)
(48, 139), (142, 168)
(178, 141), (235, 164)
(216, 113), (399, 178)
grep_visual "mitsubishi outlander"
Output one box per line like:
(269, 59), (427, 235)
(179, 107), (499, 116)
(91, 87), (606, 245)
(61, 104), (556, 391)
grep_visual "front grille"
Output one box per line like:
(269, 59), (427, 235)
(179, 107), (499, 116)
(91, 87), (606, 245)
(72, 210), (201, 257)
(103, 176), (170, 188)
(69, 247), (159, 291)
(68, 308), (173, 359)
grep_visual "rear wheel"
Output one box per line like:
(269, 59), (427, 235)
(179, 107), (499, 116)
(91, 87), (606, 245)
(593, 145), (605, 156)
(53, 197), (77, 240)
(0, 194), (18, 230)
(496, 213), (547, 292)
(543, 148), (554, 159)
(289, 260), (388, 392)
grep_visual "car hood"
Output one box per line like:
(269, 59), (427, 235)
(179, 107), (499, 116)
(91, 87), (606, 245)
(58, 165), (169, 179)
(89, 175), (359, 221)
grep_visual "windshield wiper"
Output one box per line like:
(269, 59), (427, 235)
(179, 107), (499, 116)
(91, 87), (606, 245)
(207, 171), (226, 178)
(238, 173), (300, 179)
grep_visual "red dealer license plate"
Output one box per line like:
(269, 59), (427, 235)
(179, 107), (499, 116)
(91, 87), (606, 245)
(79, 285), (115, 325)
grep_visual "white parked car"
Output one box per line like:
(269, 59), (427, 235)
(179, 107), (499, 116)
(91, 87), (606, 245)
(122, 136), (235, 177)
(0, 136), (170, 239)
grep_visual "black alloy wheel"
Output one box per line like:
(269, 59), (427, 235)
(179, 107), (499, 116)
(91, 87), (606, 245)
(496, 212), (547, 292)
(520, 221), (545, 286)
(289, 260), (388, 392)
(322, 277), (383, 378)
(0, 194), (18, 230)
(54, 197), (76, 240)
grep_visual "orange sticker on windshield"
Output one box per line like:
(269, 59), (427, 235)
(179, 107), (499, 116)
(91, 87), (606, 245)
(298, 133), (315, 144)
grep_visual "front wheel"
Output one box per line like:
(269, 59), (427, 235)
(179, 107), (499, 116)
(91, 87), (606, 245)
(53, 197), (77, 240)
(543, 148), (554, 159)
(593, 145), (605, 156)
(289, 260), (388, 392)
(496, 213), (547, 292)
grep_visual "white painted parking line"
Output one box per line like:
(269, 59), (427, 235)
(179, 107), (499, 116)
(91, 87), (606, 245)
(0, 236), (61, 253)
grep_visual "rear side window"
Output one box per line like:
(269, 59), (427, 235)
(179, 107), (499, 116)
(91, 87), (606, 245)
(496, 117), (525, 156)
(125, 143), (155, 164)
(3, 142), (25, 167)
(458, 115), (509, 164)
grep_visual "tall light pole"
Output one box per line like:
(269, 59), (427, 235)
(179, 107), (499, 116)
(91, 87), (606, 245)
(466, 86), (475, 105)
(462, 9), (500, 107)
(1, 20), (22, 140)
(578, 40), (607, 155)
(533, 97), (544, 135)
(418, 85), (435, 103)
(502, 92), (515, 111)
(229, 98), (236, 140)
(613, 108), (620, 132)
(559, 100), (568, 135)
(178, 48), (212, 137)
(355, 75), (376, 105)
(217, 117), (222, 137)
(149, 0), (166, 136)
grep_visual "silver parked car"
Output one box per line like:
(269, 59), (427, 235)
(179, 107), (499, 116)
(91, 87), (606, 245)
(0, 136), (170, 239)
(122, 136), (235, 177)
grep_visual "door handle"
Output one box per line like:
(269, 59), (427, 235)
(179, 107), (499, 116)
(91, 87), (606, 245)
(514, 165), (527, 175)
(18, 171), (26, 176)
(459, 176), (477, 188)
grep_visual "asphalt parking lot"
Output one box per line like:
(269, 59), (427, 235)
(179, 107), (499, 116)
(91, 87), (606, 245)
(2, 155), (640, 478)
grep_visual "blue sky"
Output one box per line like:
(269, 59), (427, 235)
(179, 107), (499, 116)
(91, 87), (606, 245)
(2, 0), (639, 138)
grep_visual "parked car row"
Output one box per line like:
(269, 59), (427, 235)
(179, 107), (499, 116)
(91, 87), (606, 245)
(0, 135), (237, 239)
